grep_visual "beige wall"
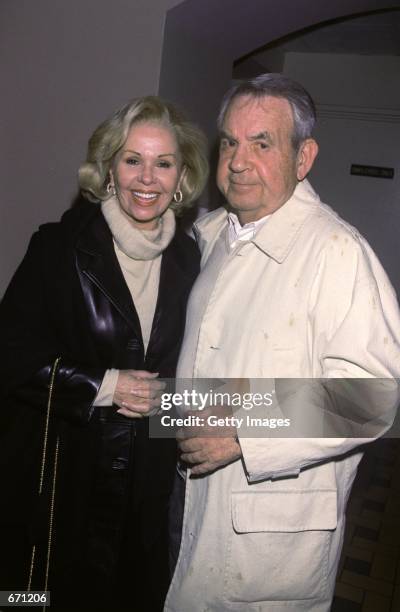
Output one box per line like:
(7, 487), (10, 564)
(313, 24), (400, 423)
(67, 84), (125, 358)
(159, 0), (396, 215)
(284, 52), (400, 292)
(0, 0), (182, 295)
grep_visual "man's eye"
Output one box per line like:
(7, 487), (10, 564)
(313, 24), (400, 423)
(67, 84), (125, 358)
(221, 138), (235, 149)
(257, 142), (268, 150)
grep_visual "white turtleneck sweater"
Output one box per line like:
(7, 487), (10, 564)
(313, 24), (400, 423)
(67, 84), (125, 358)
(94, 196), (176, 406)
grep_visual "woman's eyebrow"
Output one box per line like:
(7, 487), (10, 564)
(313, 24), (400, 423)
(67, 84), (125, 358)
(121, 149), (177, 157)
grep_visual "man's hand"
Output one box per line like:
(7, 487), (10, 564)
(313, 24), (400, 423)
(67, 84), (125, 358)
(113, 370), (165, 418)
(177, 407), (242, 476)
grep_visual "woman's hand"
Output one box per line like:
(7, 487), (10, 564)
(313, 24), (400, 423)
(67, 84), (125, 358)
(113, 370), (165, 418)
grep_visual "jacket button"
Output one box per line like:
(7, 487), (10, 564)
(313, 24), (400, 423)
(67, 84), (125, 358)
(112, 457), (128, 471)
(126, 338), (140, 350)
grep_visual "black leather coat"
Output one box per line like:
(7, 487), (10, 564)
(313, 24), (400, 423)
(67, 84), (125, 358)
(0, 201), (199, 610)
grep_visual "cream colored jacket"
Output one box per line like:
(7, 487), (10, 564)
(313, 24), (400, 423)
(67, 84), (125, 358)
(165, 180), (400, 612)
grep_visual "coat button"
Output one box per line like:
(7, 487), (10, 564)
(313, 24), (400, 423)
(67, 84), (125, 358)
(111, 457), (128, 471)
(126, 338), (140, 350)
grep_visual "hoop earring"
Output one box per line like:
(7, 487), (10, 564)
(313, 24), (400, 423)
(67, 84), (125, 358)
(106, 182), (116, 196)
(173, 190), (183, 203)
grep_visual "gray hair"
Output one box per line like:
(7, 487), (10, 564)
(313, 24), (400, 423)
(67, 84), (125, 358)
(217, 73), (316, 151)
(78, 95), (209, 213)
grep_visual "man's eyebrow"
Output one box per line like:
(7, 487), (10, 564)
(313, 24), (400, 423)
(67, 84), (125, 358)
(219, 131), (273, 142)
(220, 130), (237, 142)
(248, 131), (272, 141)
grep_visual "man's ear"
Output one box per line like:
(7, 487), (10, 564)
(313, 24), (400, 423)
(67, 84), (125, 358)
(296, 139), (319, 181)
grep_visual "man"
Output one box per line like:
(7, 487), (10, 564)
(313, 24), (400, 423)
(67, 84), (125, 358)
(164, 74), (400, 611)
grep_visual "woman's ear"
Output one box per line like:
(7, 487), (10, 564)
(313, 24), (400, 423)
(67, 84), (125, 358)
(296, 139), (319, 181)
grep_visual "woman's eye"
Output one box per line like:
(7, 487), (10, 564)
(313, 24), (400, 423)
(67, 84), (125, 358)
(126, 158), (139, 165)
(158, 161), (172, 168)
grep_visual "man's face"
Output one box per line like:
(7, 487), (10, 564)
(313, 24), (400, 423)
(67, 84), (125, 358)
(217, 95), (300, 224)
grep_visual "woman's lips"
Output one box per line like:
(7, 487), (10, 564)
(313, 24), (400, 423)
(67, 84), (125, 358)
(131, 191), (159, 204)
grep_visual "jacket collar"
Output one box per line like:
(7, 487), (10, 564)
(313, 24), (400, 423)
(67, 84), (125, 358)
(251, 179), (320, 263)
(75, 209), (142, 336)
(75, 208), (194, 347)
(195, 179), (321, 264)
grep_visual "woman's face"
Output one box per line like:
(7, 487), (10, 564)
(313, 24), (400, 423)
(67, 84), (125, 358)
(111, 121), (184, 230)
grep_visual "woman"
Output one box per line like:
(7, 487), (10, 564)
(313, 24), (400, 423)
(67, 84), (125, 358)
(0, 96), (208, 611)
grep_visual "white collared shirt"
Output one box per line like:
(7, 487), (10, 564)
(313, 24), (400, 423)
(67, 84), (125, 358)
(227, 212), (270, 247)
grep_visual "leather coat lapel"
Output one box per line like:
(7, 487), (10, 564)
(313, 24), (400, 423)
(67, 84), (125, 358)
(147, 234), (191, 355)
(75, 210), (142, 338)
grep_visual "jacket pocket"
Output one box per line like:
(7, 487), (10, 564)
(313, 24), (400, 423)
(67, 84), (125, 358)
(224, 489), (337, 603)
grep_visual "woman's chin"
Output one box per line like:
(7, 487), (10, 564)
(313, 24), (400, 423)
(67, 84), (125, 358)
(128, 210), (162, 230)
(117, 201), (162, 230)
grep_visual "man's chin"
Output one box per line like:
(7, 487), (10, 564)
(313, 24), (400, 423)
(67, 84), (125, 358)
(226, 201), (260, 215)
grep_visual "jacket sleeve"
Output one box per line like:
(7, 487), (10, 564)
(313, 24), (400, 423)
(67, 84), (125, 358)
(240, 231), (400, 482)
(0, 229), (105, 425)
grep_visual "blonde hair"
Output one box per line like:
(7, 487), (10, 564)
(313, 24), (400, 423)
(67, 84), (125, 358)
(78, 96), (209, 213)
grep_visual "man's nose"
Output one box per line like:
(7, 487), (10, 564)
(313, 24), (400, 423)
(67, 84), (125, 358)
(228, 145), (250, 173)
